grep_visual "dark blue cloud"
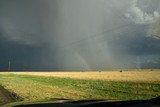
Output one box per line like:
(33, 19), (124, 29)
(0, 0), (160, 70)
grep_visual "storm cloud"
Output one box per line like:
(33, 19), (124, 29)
(0, 0), (160, 70)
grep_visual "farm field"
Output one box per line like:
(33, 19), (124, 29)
(1, 70), (160, 82)
(0, 70), (160, 106)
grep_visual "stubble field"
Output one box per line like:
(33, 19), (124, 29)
(2, 70), (160, 82)
(0, 70), (160, 106)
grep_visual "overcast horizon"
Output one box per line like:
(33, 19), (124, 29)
(0, 0), (160, 71)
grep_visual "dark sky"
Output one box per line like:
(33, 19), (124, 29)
(0, 0), (160, 71)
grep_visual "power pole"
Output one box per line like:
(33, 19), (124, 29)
(8, 61), (11, 71)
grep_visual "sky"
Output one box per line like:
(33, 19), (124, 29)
(0, 0), (160, 71)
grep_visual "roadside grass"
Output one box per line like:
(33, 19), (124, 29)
(0, 98), (6, 104)
(0, 73), (160, 106)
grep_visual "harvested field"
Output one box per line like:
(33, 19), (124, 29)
(1, 70), (160, 83)
(0, 70), (160, 106)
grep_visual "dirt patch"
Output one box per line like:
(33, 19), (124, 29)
(0, 85), (22, 106)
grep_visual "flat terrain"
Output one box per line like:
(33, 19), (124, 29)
(0, 70), (160, 106)
(1, 70), (160, 82)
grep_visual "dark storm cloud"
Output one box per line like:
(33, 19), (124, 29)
(0, 0), (160, 70)
(0, 0), (58, 46)
(0, 0), (59, 70)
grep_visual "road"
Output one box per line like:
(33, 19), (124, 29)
(0, 85), (18, 106)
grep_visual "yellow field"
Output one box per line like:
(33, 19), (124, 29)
(0, 70), (160, 105)
(1, 70), (160, 83)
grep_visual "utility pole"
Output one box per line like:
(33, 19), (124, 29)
(8, 61), (11, 71)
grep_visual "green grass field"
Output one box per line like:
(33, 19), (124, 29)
(0, 72), (160, 107)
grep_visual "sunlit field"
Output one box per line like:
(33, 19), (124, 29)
(0, 70), (160, 106)
(1, 70), (160, 82)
